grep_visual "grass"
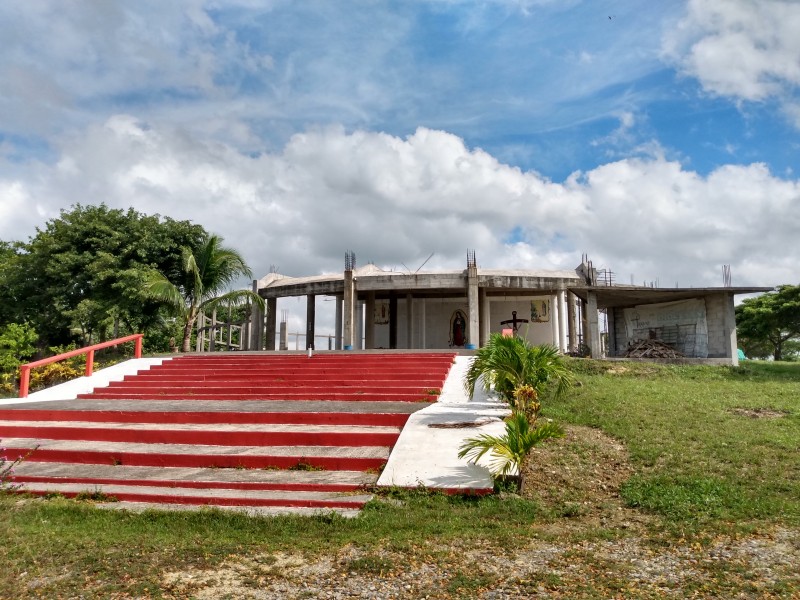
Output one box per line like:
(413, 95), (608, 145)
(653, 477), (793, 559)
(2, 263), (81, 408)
(1, 360), (799, 597)
(550, 359), (800, 529)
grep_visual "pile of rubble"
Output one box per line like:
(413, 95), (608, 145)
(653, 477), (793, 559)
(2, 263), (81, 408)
(624, 338), (685, 358)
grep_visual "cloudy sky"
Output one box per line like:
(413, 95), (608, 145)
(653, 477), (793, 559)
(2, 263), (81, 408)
(1, 0), (799, 310)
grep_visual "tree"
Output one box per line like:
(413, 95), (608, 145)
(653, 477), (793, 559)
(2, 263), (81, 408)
(736, 285), (800, 361)
(144, 234), (264, 352)
(4, 204), (207, 349)
(464, 333), (574, 408)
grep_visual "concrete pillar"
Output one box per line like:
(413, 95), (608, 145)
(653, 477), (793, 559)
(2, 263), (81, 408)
(356, 300), (364, 349)
(406, 293), (414, 349)
(279, 319), (288, 351)
(585, 291), (601, 358)
(265, 298), (277, 351)
(365, 292), (376, 349)
(479, 288), (490, 347)
(550, 294), (559, 349)
(305, 295), (316, 350)
(467, 265), (479, 348)
(389, 294), (398, 349)
(557, 289), (567, 353)
(342, 269), (355, 349)
(334, 295), (343, 350)
(420, 299), (427, 349)
(723, 293), (739, 366)
(567, 291), (577, 353)
(606, 308), (616, 357)
(249, 280), (262, 351)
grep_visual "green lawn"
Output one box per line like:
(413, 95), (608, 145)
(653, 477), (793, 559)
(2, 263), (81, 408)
(1, 359), (798, 598)
(549, 359), (800, 529)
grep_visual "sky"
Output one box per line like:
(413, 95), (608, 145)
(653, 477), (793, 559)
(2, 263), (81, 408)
(1, 0), (799, 334)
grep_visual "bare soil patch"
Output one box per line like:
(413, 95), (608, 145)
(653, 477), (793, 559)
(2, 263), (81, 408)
(730, 407), (790, 419)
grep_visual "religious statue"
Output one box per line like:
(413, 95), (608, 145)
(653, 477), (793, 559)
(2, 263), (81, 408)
(450, 310), (467, 347)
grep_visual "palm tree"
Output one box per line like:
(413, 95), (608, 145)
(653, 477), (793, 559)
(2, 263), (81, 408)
(143, 234), (264, 352)
(464, 333), (574, 409)
(458, 411), (564, 492)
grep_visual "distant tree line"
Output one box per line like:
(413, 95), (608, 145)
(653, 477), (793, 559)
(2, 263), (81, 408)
(736, 285), (800, 361)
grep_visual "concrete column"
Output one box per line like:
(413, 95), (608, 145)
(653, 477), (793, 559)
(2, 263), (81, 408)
(279, 319), (288, 351)
(249, 280), (262, 351)
(342, 269), (355, 349)
(389, 294), (398, 349)
(723, 293), (739, 366)
(406, 293), (414, 349)
(557, 289), (567, 353)
(265, 298), (277, 351)
(585, 291), (601, 358)
(479, 288), (490, 347)
(550, 294), (559, 349)
(420, 299), (427, 349)
(607, 308), (617, 357)
(334, 295), (343, 350)
(567, 291), (577, 353)
(365, 292), (376, 349)
(356, 300), (364, 349)
(467, 266), (479, 348)
(305, 295), (315, 350)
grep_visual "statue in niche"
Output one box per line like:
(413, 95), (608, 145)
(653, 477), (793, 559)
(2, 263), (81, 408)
(450, 310), (467, 347)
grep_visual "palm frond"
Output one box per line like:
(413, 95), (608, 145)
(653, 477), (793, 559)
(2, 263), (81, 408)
(141, 271), (188, 318)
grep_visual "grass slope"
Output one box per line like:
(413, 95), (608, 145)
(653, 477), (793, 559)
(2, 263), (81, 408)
(1, 360), (798, 598)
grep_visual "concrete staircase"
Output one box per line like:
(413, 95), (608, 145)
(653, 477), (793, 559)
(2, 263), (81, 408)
(1, 353), (455, 515)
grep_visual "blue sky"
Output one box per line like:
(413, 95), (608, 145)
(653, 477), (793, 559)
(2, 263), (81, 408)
(1, 0), (799, 320)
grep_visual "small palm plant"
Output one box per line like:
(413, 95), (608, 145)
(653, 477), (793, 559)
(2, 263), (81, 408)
(464, 334), (574, 405)
(460, 333), (573, 492)
(458, 412), (563, 492)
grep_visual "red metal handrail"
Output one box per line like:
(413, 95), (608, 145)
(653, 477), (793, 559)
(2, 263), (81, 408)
(18, 333), (143, 398)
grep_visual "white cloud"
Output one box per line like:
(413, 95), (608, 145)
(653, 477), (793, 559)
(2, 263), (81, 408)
(663, 0), (800, 112)
(2, 119), (798, 295)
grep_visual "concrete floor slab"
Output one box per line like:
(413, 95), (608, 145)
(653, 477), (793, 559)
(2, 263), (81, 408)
(377, 356), (509, 492)
(0, 357), (172, 406)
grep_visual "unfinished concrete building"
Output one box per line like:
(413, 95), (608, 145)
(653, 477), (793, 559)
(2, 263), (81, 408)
(250, 253), (769, 366)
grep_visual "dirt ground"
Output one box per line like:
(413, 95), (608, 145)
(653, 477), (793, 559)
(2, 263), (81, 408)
(161, 425), (800, 599)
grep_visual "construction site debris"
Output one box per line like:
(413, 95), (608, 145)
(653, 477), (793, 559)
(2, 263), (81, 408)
(624, 339), (685, 359)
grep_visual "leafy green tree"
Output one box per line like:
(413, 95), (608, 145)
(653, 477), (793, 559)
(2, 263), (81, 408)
(464, 333), (574, 407)
(144, 234), (264, 352)
(0, 323), (38, 372)
(6, 204), (207, 348)
(736, 285), (800, 361)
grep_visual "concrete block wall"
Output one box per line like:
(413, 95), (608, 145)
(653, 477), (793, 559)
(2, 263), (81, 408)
(704, 293), (735, 359)
(610, 294), (735, 362)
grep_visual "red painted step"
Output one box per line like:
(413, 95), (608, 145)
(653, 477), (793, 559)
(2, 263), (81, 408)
(0, 408), (412, 426)
(0, 423), (401, 447)
(3, 352), (456, 512)
(3, 446), (387, 471)
(78, 391), (438, 402)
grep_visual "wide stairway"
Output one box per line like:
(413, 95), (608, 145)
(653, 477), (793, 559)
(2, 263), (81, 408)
(1, 353), (455, 515)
